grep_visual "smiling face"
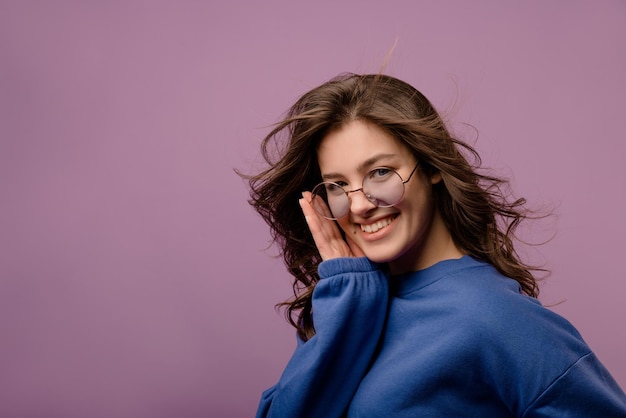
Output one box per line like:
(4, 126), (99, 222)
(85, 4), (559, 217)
(316, 119), (463, 274)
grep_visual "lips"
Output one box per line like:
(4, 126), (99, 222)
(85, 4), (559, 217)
(360, 215), (396, 233)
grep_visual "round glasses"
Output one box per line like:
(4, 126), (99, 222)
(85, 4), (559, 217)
(310, 163), (420, 220)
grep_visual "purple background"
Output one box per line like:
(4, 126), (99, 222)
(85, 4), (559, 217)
(1, 1), (625, 417)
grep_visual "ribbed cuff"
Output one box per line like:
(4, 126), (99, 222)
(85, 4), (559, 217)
(318, 257), (378, 279)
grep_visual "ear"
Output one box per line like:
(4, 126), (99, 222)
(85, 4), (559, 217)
(430, 171), (442, 185)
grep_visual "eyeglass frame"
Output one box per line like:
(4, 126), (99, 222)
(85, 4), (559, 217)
(310, 161), (421, 220)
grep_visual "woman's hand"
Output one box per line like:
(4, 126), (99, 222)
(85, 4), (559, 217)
(299, 191), (365, 261)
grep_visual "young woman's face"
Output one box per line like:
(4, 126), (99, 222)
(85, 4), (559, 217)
(316, 119), (457, 273)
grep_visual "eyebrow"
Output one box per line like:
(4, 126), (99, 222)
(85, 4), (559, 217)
(321, 153), (398, 180)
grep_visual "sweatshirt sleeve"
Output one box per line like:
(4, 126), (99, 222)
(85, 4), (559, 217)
(255, 257), (389, 418)
(522, 351), (626, 417)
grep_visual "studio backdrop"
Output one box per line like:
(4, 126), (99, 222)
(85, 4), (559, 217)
(1, 1), (624, 417)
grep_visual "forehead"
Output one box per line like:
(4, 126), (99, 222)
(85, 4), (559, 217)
(317, 120), (411, 174)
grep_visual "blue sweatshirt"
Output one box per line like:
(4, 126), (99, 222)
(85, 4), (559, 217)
(256, 256), (626, 417)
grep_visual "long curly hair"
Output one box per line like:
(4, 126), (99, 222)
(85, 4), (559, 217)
(244, 73), (541, 341)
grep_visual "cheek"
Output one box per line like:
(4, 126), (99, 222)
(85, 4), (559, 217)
(401, 185), (436, 228)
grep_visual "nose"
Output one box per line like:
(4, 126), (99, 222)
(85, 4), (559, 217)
(347, 189), (377, 217)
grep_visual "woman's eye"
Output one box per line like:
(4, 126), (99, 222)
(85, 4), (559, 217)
(326, 182), (347, 194)
(369, 168), (392, 179)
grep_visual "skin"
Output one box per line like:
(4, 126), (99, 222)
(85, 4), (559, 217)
(299, 119), (464, 274)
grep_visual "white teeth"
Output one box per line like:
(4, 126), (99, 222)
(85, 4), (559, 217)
(361, 217), (394, 233)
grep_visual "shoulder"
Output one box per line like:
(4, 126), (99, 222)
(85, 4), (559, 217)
(434, 259), (599, 411)
(408, 258), (591, 379)
(440, 260), (584, 347)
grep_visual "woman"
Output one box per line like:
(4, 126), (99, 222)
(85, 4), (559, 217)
(246, 73), (626, 417)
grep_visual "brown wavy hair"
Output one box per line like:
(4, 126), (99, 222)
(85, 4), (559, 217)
(244, 73), (541, 341)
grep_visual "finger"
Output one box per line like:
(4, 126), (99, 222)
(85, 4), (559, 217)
(309, 192), (334, 219)
(300, 191), (320, 219)
(345, 234), (366, 258)
(299, 197), (342, 249)
(299, 194), (352, 260)
(303, 191), (364, 258)
(301, 192), (339, 241)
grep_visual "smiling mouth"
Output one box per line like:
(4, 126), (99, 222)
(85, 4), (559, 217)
(360, 216), (396, 233)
